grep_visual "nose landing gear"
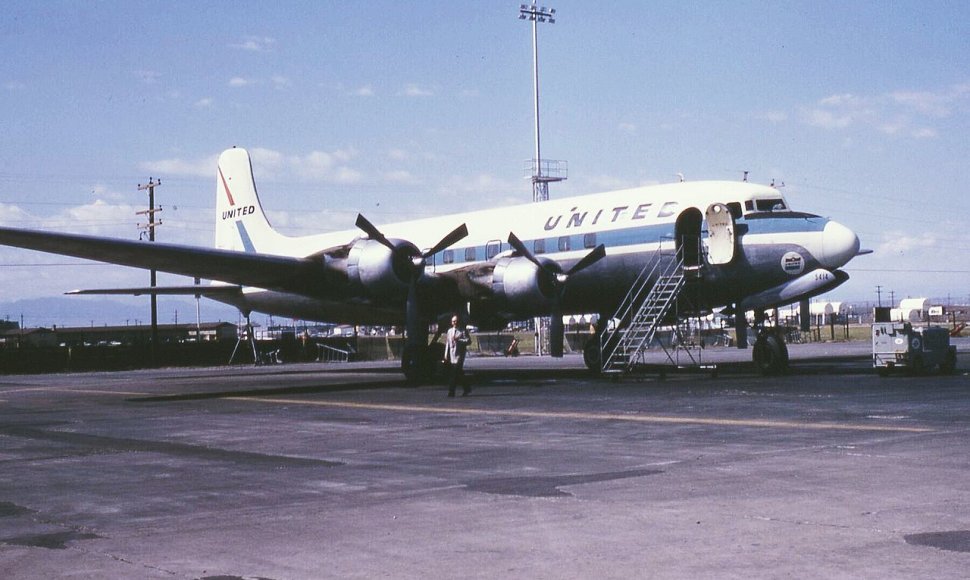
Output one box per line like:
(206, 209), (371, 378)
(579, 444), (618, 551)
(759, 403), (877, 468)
(752, 329), (789, 375)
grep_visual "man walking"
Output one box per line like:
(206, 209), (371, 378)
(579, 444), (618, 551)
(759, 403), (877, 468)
(443, 314), (471, 397)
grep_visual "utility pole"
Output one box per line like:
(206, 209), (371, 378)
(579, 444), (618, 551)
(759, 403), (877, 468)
(519, 2), (566, 203)
(875, 285), (883, 308)
(137, 178), (162, 365)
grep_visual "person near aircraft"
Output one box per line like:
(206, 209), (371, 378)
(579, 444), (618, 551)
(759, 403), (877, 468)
(443, 314), (471, 397)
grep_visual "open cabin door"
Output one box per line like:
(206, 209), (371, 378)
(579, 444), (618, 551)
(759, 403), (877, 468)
(674, 208), (703, 268)
(705, 203), (736, 265)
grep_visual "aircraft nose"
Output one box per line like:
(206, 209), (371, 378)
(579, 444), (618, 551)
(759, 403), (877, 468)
(820, 220), (860, 269)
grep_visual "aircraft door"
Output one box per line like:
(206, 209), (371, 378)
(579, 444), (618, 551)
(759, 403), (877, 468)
(675, 208), (704, 268)
(705, 203), (736, 265)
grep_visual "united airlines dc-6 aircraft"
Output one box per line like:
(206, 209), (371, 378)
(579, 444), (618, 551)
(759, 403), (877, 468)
(0, 148), (864, 381)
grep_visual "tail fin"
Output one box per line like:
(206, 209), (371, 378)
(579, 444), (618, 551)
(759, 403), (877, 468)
(214, 147), (289, 253)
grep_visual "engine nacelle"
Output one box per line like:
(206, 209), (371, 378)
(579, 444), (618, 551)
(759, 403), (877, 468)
(491, 255), (557, 318)
(346, 238), (419, 301)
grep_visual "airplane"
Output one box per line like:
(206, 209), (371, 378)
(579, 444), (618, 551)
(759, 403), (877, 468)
(0, 147), (863, 381)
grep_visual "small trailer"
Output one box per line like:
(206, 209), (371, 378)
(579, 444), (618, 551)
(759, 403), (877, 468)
(872, 322), (957, 376)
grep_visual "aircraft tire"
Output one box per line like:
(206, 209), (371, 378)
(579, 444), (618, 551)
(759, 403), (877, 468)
(753, 334), (788, 375)
(401, 345), (433, 386)
(583, 338), (601, 373)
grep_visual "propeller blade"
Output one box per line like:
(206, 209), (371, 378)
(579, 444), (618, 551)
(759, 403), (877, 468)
(424, 223), (469, 258)
(355, 214), (395, 251)
(566, 244), (606, 276)
(507, 232), (546, 271)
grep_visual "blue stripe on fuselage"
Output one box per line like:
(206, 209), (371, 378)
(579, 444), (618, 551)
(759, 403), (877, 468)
(432, 212), (827, 265)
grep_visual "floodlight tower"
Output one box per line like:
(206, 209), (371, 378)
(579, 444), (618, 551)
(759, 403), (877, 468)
(519, 3), (566, 202)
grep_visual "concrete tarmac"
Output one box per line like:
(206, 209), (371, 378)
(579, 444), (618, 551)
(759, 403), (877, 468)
(1, 342), (969, 579)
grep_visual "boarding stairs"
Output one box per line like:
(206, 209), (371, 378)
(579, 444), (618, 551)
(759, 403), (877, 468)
(600, 244), (711, 376)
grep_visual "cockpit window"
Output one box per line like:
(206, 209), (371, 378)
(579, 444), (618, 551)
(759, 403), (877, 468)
(745, 198), (788, 214)
(755, 198), (787, 211)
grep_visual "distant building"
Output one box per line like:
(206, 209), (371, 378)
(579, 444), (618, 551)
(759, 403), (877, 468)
(1, 322), (237, 348)
(0, 327), (57, 348)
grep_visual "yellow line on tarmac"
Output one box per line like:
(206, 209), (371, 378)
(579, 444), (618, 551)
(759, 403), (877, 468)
(224, 397), (932, 433)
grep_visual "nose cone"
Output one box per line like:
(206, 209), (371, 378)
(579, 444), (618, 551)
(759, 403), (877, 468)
(820, 220), (860, 269)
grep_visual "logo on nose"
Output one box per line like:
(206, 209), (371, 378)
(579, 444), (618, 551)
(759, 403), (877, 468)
(781, 251), (805, 276)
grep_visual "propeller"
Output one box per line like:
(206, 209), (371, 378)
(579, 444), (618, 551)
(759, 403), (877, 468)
(356, 214), (469, 381)
(356, 213), (468, 273)
(507, 232), (606, 357)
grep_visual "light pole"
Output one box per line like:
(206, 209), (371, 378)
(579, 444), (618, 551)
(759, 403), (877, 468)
(519, 3), (566, 203)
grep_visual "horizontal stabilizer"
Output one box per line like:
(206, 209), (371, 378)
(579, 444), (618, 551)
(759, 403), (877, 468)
(66, 285), (242, 297)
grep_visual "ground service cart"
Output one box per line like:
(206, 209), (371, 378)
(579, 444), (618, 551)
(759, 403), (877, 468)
(872, 322), (957, 376)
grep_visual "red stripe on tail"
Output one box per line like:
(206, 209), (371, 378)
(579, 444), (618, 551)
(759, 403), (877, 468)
(218, 167), (236, 207)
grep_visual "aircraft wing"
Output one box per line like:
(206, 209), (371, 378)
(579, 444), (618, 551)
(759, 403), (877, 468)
(0, 226), (346, 297)
(65, 285), (243, 296)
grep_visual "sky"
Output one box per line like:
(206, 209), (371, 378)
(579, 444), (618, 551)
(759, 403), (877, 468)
(2, 1), (970, 326)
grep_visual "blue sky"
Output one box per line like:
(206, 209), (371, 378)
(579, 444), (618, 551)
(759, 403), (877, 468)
(2, 1), (970, 325)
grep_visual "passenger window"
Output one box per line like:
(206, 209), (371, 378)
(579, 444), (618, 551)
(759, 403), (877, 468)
(443, 249), (454, 264)
(583, 233), (597, 249)
(558, 236), (570, 252)
(727, 202), (742, 220)
(486, 241), (502, 260)
(534, 239), (546, 254)
(464, 247), (476, 262)
(745, 200), (754, 211)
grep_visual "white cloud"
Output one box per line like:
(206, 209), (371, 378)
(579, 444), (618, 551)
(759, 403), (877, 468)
(439, 173), (520, 197)
(230, 36), (276, 52)
(384, 170), (418, 184)
(388, 148), (409, 161)
(401, 84), (433, 97)
(758, 111), (788, 123)
(875, 231), (937, 256)
(618, 122), (637, 134)
(352, 86), (375, 97)
(911, 127), (938, 139)
(799, 83), (970, 139)
(254, 148), (362, 184)
(134, 69), (161, 84)
(4, 80), (27, 91)
(271, 75), (290, 89)
(194, 97), (214, 109)
(140, 154), (220, 178)
(229, 77), (256, 88)
(0, 202), (31, 225)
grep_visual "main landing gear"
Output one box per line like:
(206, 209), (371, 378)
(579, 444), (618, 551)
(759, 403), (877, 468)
(401, 341), (445, 385)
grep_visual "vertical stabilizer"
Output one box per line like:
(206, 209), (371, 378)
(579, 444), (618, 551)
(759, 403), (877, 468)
(214, 148), (288, 253)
